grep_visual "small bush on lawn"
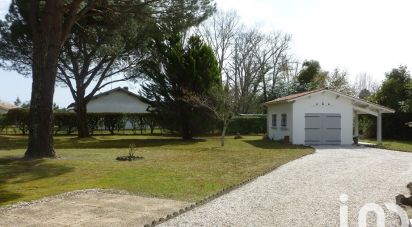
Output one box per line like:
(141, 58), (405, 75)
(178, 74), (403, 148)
(116, 144), (144, 161)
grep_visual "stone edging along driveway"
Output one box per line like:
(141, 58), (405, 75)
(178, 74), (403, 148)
(153, 146), (412, 227)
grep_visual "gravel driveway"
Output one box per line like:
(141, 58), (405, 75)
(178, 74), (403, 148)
(161, 146), (412, 227)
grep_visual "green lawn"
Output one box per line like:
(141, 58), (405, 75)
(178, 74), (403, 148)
(0, 135), (313, 206)
(362, 139), (412, 152)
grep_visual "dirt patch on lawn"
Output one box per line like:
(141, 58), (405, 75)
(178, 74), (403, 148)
(0, 189), (189, 227)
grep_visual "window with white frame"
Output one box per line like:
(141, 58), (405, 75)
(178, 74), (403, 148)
(281, 114), (287, 127)
(272, 114), (277, 127)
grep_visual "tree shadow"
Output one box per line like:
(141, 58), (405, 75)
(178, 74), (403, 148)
(58, 138), (206, 149)
(244, 139), (306, 150)
(0, 135), (206, 150)
(0, 136), (28, 150)
(0, 157), (74, 204)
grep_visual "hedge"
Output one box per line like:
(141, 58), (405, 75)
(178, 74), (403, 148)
(226, 117), (266, 134)
(2, 109), (267, 135)
(54, 112), (78, 135)
(2, 109), (155, 135)
(0, 114), (6, 133)
(4, 108), (29, 134)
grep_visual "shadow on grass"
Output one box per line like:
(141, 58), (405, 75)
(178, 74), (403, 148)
(244, 139), (306, 150)
(0, 157), (74, 204)
(0, 136), (28, 150)
(0, 136), (206, 150)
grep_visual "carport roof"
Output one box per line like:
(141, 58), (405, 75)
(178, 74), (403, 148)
(264, 88), (395, 115)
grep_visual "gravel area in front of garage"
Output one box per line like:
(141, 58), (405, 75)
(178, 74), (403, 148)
(160, 146), (412, 227)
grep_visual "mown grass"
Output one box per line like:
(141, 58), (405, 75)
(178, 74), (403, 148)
(0, 135), (313, 206)
(362, 139), (412, 153)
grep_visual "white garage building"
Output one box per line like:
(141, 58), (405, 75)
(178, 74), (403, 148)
(264, 88), (394, 145)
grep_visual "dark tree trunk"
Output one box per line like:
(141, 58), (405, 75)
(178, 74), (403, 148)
(150, 124), (154, 134)
(76, 98), (90, 138)
(25, 0), (66, 159)
(180, 105), (193, 140)
(181, 117), (192, 140)
(182, 130), (193, 140)
(25, 40), (60, 159)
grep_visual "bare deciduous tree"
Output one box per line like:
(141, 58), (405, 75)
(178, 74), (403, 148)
(262, 32), (292, 102)
(199, 10), (241, 84)
(229, 28), (263, 113)
(352, 73), (380, 95)
(228, 29), (292, 113)
(199, 9), (293, 114)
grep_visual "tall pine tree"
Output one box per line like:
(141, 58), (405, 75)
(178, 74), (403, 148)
(142, 35), (220, 139)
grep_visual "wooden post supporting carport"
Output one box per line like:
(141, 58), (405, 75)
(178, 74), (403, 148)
(377, 111), (382, 145)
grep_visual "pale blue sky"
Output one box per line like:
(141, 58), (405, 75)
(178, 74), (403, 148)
(1, 0), (412, 106)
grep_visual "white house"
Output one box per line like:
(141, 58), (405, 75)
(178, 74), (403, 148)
(85, 87), (150, 114)
(264, 88), (395, 145)
(0, 101), (17, 114)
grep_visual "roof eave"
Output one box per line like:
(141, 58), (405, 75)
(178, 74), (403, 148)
(263, 100), (291, 106)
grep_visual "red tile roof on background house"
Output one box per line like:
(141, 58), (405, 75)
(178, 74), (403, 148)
(265, 88), (326, 105)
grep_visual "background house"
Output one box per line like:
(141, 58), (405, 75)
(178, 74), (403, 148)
(265, 89), (394, 145)
(0, 100), (17, 114)
(86, 87), (150, 114)
(67, 87), (151, 131)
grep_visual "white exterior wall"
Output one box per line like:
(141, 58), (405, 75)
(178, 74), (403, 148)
(267, 102), (293, 142)
(292, 92), (353, 145)
(87, 91), (149, 113)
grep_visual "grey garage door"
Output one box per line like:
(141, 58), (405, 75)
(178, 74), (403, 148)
(305, 113), (341, 145)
